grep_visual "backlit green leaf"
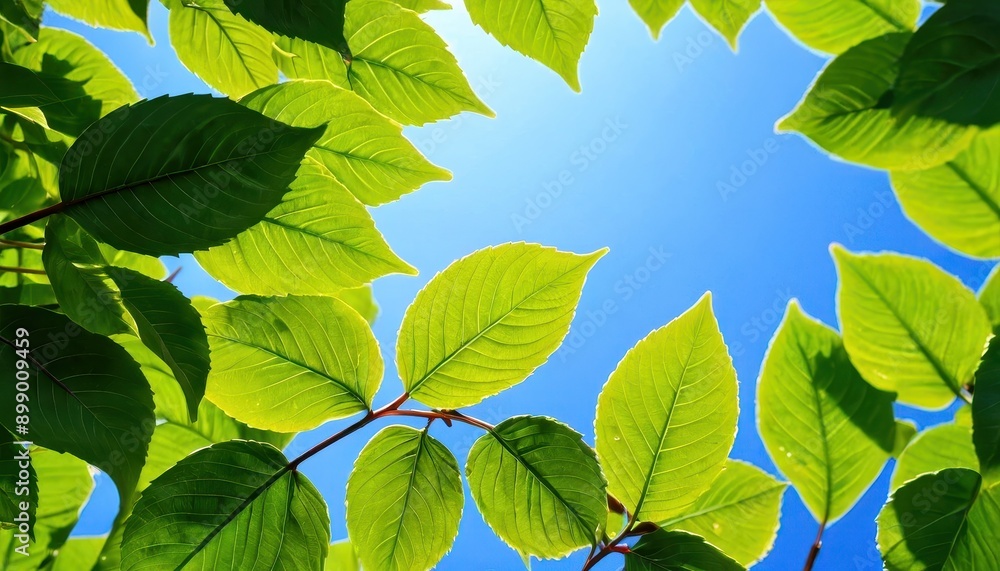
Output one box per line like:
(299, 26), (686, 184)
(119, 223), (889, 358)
(50, 536), (105, 570)
(765, 0), (917, 54)
(11, 28), (137, 123)
(327, 541), (361, 571)
(277, 0), (492, 125)
(0, 61), (106, 137)
(627, 0), (683, 39)
(57, 94), (323, 256)
(690, 0), (760, 49)
(204, 295), (382, 431)
(398, 243), (604, 409)
(974, 335), (1000, 485)
(833, 247), (992, 408)
(466, 416), (607, 559)
(877, 468), (1000, 570)
(0, 305), (154, 508)
(894, 0), (1000, 127)
(109, 266), (210, 422)
(165, 0), (277, 98)
(335, 285), (379, 325)
(48, 0), (151, 41)
(660, 460), (785, 566)
(979, 265), (1000, 328)
(890, 423), (977, 491)
(758, 300), (895, 523)
(779, 33), (974, 170)
(0, 0), (39, 42)
(240, 80), (450, 206)
(595, 293), (738, 523)
(465, 0), (596, 90)
(625, 529), (744, 571)
(891, 127), (1000, 259)
(120, 440), (329, 571)
(347, 426), (463, 571)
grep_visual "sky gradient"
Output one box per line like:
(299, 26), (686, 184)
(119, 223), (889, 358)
(54, 2), (996, 569)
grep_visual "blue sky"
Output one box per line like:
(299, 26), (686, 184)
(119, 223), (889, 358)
(57, 2), (996, 569)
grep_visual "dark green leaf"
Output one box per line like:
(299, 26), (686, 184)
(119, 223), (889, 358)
(224, 0), (349, 56)
(0, 432), (34, 529)
(625, 529), (744, 571)
(974, 335), (1000, 485)
(120, 440), (329, 571)
(56, 94), (323, 256)
(0, 0), (39, 42)
(0, 61), (104, 137)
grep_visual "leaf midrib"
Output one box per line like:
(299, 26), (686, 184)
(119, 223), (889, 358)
(658, 483), (786, 529)
(385, 430), (428, 567)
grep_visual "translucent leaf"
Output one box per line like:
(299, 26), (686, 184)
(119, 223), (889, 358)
(0, 61), (108, 137)
(833, 246), (992, 408)
(974, 335), (1000, 485)
(877, 468), (1000, 570)
(894, 0), (1000, 127)
(347, 426), (463, 571)
(395, 0), (451, 11)
(625, 529), (744, 571)
(164, 0), (277, 98)
(55, 94), (322, 257)
(327, 540), (361, 571)
(660, 460), (785, 566)
(979, 264), (1000, 328)
(764, 0), (918, 54)
(120, 441), (330, 571)
(109, 266), (210, 422)
(890, 127), (1000, 259)
(758, 300), (895, 523)
(778, 33), (974, 170)
(595, 293), (738, 523)
(204, 295), (382, 431)
(889, 424), (977, 491)
(690, 0), (760, 49)
(47, 0), (151, 41)
(240, 80), (450, 206)
(627, 0), (683, 39)
(50, 536), (105, 570)
(465, 0), (596, 90)
(0, 305), (154, 508)
(276, 0), (492, 125)
(0, 0), (40, 41)
(11, 28), (137, 122)
(398, 243), (605, 409)
(466, 416), (607, 559)
(335, 285), (379, 325)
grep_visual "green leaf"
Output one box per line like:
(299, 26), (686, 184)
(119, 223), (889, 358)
(595, 293), (738, 523)
(327, 540), (361, 571)
(979, 265), (1000, 328)
(0, 61), (106, 137)
(98, 244), (166, 280)
(47, 0), (151, 42)
(890, 127), (1000, 259)
(398, 243), (605, 409)
(764, 0), (918, 54)
(204, 295), (382, 431)
(893, 0), (1000, 127)
(276, 0), (493, 125)
(465, 0), (596, 91)
(120, 440), (330, 571)
(194, 161), (416, 296)
(660, 460), (785, 566)
(335, 285), (379, 324)
(165, 0), (277, 98)
(109, 266), (210, 422)
(877, 468), (1000, 570)
(240, 80), (450, 206)
(625, 529), (744, 571)
(0, 305), (154, 509)
(690, 0), (760, 49)
(11, 28), (138, 123)
(892, 419), (918, 457)
(0, 0), (39, 42)
(223, 0), (349, 56)
(758, 300), (896, 523)
(395, 0), (451, 11)
(627, 0), (683, 39)
(50, 536), (106, 571)
(974, 335), (1000, 485)
(832, 246), (992, 408)
(890, 423), (977, 491)
(42, 215), (132, 336)
(56, 94), (323, 257)
(466, 416), (607, 559)
(0, 434), (34, 528)
(778, 33), (975, 170)
(0, 447), (93, 569)
(347, 426), (463, 571)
